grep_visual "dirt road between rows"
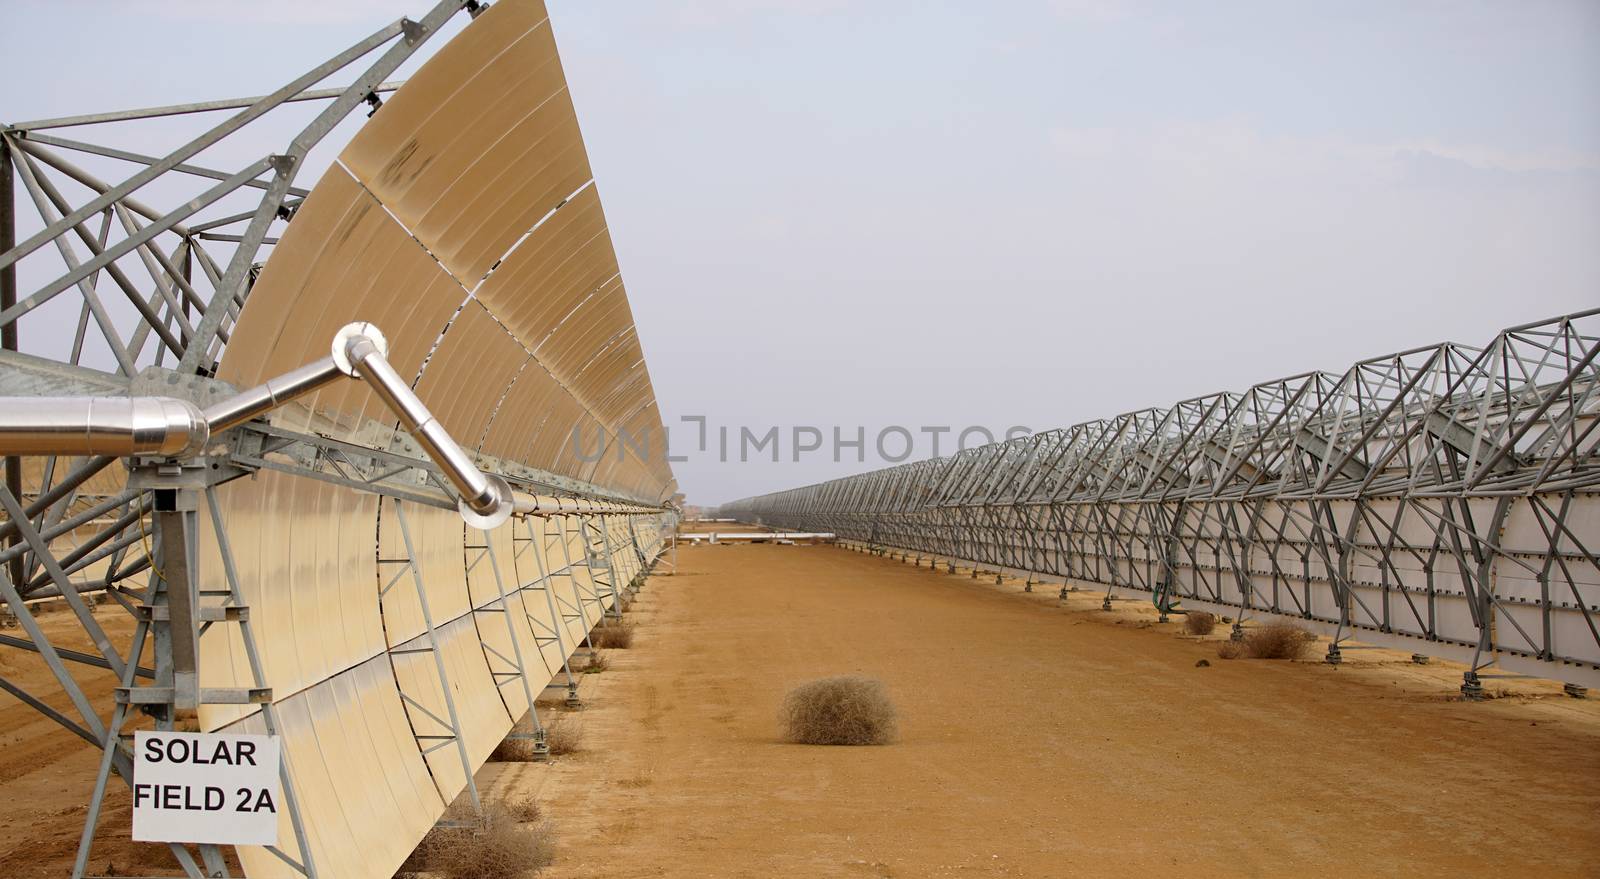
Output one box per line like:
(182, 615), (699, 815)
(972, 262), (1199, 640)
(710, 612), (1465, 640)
(521, 543), (1600, 878)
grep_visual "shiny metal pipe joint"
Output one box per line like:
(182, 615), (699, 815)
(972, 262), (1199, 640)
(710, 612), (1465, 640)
(202, 355), (344, 433)
(334, 322), (515, 529)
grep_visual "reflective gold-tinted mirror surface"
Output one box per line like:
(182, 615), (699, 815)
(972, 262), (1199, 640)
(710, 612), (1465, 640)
(203, 2), (673, 874)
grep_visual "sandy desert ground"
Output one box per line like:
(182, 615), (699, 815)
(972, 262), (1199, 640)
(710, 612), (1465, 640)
(2, 541), (1598, 877)
(496, 543), (1600, 878)
(0, 607), (177, 878)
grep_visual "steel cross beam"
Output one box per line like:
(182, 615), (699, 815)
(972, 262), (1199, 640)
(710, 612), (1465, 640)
(0, 1), (465, 380)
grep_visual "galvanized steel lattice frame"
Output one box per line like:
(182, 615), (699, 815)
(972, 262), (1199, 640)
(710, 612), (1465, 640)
(724, 310), (1600, 696)
(0, 3), (674, 877)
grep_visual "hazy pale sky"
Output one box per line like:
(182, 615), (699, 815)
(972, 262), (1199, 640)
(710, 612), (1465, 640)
(5, 1), (1599, 505)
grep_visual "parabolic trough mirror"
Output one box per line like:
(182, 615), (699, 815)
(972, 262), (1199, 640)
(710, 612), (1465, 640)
(0, 1), (677, 876)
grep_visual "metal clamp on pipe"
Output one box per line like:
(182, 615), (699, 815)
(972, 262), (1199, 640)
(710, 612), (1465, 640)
(332, 322), (515, 529)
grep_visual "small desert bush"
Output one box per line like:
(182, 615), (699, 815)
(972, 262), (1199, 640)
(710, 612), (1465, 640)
(504, 796), (543, 823)
(544, 718), (581, 756)
(490, 736), (538, 763)
(780, 675), (897, 746)
(1183, 611), (1217, 636)
(580, 650), (609, 673)
(591, 622), (635, 649)
(1248, 623), (1313, 659)
(1216, 623), (1312, 660)
(406, 801), (554, 879)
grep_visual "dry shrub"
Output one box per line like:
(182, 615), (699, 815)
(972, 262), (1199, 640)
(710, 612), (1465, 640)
(591, 622), (635, 649)
(1183, 611), (1217, 636)
(780, 675), (897, 746)
(490, 736), (539, 763)
(408, 801), (555, 879)
(504, 796), (543, 823)
(1248, 623), (1313, 659)
(1215, 623), (1312, 660)
(580, 650), (609, 673)
(544, 718), (581, 756)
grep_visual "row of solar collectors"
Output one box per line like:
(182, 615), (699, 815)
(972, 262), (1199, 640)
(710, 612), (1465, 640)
(184, 2), (675, 874)
(199, 488), (664, 877)
(824, 493), (1599, 667)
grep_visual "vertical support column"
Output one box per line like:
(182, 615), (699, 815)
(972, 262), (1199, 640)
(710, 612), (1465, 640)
(1, 138), (22, 592)
(205, 488), (318, 878)
(517, 517), (579, 705)
(148, 489), (230, 876)
(593, 514), (624, 620)
(154, 492), (200, 715)
(480, 530), (546, 756)
(625, 515), (648, 591)
(549, 515), (592, 707)
(72, 619), (148, 879)
(393, 501), (481, 813)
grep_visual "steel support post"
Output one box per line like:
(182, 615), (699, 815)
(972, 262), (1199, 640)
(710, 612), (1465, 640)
(515, 517), (578, 703)
(154, 500), (201, 715)
(71, 618), (148, 878)
(392, 501), (481, 814)
(555, 515), (601, 638)
(591, 514), (625, 620)
(477, 528), (547, 756)
(1, 139), (20, 591)
(205, 488), (318, 878)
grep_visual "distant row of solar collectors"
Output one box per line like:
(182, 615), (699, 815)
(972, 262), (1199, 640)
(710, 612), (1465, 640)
(198, 2), (671, 875)
(722, 311), (1600, 690)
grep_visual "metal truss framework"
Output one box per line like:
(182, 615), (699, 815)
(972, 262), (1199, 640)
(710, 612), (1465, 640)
(724, 310), (1600, 696)
(0, 3), (678, 877)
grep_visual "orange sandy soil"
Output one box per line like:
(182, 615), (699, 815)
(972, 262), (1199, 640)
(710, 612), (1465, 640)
(5, 544), (1599, 877)
(0, 607), (198, 878)
(491, 543), (1600, 879)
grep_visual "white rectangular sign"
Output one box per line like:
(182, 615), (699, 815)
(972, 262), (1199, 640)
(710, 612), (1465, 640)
(132, 731), (282, 846)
